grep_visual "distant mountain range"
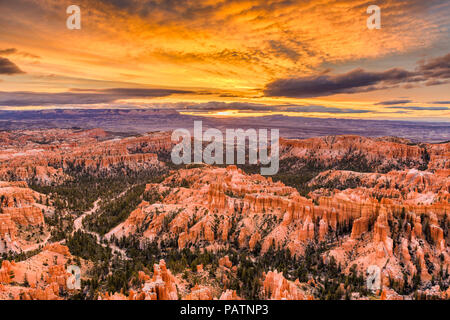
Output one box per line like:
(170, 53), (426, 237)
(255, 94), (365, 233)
(0, 109), (449, 143)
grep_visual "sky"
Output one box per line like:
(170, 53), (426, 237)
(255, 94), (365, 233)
(0, 0), (449, 121)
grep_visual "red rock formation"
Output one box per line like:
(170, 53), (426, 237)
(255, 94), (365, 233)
(0, 129), (171, 185)
(280, 135), (434, 173)
(110, 163), (448, 273)
(0, 244), (73, 300)
(142, 260), (179, 300)
(102, 260), (180, 301)
(183, 285), (213, 300)
(219, 290), (241, 300)
(351, 216), (369, 239)
(219, 256), (232, 269)
(101, 259), (237, 301)
(2, 129), (446, 300)
(0, 181), (47, 254)
(373, 209), (389, 243)
(263, 270), (305, 300)
(381, 288), (404, 300)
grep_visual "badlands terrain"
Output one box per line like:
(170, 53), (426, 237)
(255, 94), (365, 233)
(0, 128), (448, 300)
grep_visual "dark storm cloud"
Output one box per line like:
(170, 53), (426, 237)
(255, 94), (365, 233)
(418, 53), (450, 79)
(0, 57), (25, 75)
(432, 101), (450, 104)
(264, 53), (450, 98)
(375, 100), (412, 105)
(264, 68), (418, 98)
(0, 88), (192, 106)
(386, 106), (449, 111)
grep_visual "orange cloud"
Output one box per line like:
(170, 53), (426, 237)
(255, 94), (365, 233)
(0, 0), (448, 120)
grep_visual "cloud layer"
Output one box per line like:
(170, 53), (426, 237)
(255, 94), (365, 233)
(0, 57), (24, 75)
(265, 53), (450, 98)
(0, 88), (191, 106)
(375, 100), (413, 105)
(172, 101), (370, 114)
(386, 106), (449, 111)
(1, 0), (448, 90)
(0, 0), (448, 120)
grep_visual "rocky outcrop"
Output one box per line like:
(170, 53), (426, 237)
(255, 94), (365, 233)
(219, 256), (233, 269)
(101, 260), (179, 301)
(351, 216), (369, 239)
(263, 270), (305, 300)
(0, 129), (171, 185)
(428, 213), (445, 251)
(0, 244), (72, 300)
(100, 259), (241, 301)
(142, 260), (179, 300)
(183, 285), (213, 300)
(1, 129), (447, 300)
(0, 215), (17, 253)
(309, 169), (450, 206)
(0, 181), (47, 254)
(110, 164), (448, 279)
(280, 135), (435, 173)
(219, 290), (241, 300)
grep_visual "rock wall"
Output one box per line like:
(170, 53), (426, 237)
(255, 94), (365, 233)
(0, 181), (47, 254)
(0, 244), (72, 300)
(0, 129), (171, 185)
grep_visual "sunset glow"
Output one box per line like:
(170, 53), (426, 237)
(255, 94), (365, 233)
(0, 0), (449, 121)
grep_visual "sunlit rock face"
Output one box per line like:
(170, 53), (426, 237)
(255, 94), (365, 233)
(0, 129), (171, 185)
(99, 258), (243, 301)
(263, 270), (307, 300)
(279, 135), (441, 173)
(0, 244), (72, 300)
(0, 129), (448, 300)
(106, 160), (448, 298)
(0, 181), (48, 254)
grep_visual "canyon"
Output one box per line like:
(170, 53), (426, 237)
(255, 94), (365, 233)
(0, 128), (171, 184)
(0, 128), (448, 300)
